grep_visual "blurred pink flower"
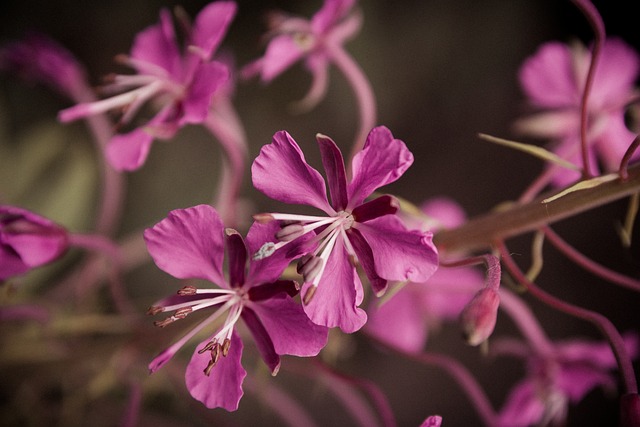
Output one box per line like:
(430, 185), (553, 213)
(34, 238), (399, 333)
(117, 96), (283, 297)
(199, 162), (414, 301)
(496, 333), (639, 427)
(1, 205), (68, 281)
(516, 38), (640, 185)
(241, 0), (361, 109)
(58, 1), (236, 171)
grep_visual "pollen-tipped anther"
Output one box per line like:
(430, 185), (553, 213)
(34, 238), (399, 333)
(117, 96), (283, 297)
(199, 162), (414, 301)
(222, 338), (231, 357)
(303, 285), (318, 305)
(276, 223), (305, 241)
(253, 242), (277, 260)
(147, 306), (163, 315)
(177, 285), (197, 295)
(253, 213), (275, 224)
(298, 255), (323, 283)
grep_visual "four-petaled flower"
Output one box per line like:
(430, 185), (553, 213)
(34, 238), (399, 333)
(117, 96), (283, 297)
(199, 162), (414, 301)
(1, 205), (68, 281)
(516, 38), (640, 186)
(144, 204), (328, 411)
(496, 333), (639, 427)
(251, 126), (439, 333)
(241, 0), (361, 109)
(58, 1), (237, 171)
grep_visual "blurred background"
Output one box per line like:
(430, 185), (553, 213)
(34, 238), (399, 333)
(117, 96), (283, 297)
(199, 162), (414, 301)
(1, 1), (639, 426)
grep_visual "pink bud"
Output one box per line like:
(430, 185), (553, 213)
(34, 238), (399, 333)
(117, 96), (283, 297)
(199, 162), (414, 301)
(459, 288), (500, 346)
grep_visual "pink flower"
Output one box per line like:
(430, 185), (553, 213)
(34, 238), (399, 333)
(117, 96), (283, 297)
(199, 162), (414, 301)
(516, 39), (640, 185)
(496, 333), (639, 427)
(1, 205), (68, 281)
(251, 126), (438, 333)
(241, 0), (361, 108)
(366, 198), (480, 352)
(144, 205), (328, 411)
(58, 1), (236, 171)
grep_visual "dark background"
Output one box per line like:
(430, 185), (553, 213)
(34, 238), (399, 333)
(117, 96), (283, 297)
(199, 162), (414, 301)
(1, 1), (639, 426)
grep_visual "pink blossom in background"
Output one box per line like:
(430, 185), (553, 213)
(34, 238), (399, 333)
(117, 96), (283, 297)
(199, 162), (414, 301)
(252, 126), (438, 333)
(367, 197), (480, 352)
(1, 205), (68, 281)
(516, 38), (640, 186)
(241, 0), (361, 109)
(58, 1), (237, 171)
(496, 333), (639, 427)
(144, 205), (327, 410)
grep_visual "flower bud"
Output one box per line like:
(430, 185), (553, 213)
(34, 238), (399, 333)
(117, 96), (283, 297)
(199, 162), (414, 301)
(459, 288), (500, 346)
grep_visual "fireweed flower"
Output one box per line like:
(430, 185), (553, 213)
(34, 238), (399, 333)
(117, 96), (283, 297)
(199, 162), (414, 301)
(496, 333), (639, 427)
(241, 0), (361, 110)
(516, 38), (640, 186)
(251, 126), (439, 333)
(1, 205), (68, 281)
(366, 198), (480, 352)
(144, 205), (328, 411)
(58, 1), (236, 171)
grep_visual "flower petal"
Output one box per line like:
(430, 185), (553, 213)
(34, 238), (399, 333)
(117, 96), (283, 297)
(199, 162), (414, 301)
(191, 1), (237, 60)
(518, 42), (580, 109)
(355, 215), (438, 283)
(366, 288), (427, 353)
(144, 205), (227, 286)
(246, 220), (306, 285)
(106, 129), (155, 172)
(130, 9), (181, 78)
(252, 131), (333, 213)
(311, 0), (355, 34)
(255, 35), (305, 82)
(497, 380), (546, 427)
(302, 236), (367, 333)
(185, 332), (246, 411)
(241, 307), (280, 374)
(591, 39), (640, 109)
(317, 133), (348, 211)
(249, 295), (328, 357)
(348, 126), (414, 206)
(180, 61), (228, 125)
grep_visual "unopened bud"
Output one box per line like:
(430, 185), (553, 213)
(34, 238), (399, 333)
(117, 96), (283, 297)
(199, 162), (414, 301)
(459, 288), (500, 346)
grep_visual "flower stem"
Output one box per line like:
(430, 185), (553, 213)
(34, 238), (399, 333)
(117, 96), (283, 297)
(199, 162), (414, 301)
(434, 163), (640, 254)
(326, 44), (376, 165)
(497, 241), (638, 395)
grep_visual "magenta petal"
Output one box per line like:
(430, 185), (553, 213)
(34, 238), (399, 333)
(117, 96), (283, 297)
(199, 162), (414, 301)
(591, 39), (640, 108)
(258, 35), (305, 82)
(224, 229), (246, 288)
(246, 221), (301, 285)
(252, 131), (333, 213)
(144, 205), (227, 285)
(3, 232), (67, 267)
(303, 238), (367, 333)
(106, 130), (155, 172)
(557, 364), (615, 402)
(185, 333), (246, 411)
(497, 380), (546, 427)
(356, 215), (438, 283)
(348, 228), (387, 296)
(311, 0), (355, 34)
(317, 134), (349, 211)
(130, 9), (181, 77)
(249, 296), (328, 357)
(180, 61), (228, 125)
(0, 246), (29, 280)
(518, 42), (579, 109)
(241, 307), (280, 374)
(366, 289), (427, 353)
(348, 126), (414, 206)
(191, 1), (237, 60)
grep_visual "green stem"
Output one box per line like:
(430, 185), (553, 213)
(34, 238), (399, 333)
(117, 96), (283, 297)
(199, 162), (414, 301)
(434, 164), (640, 253)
